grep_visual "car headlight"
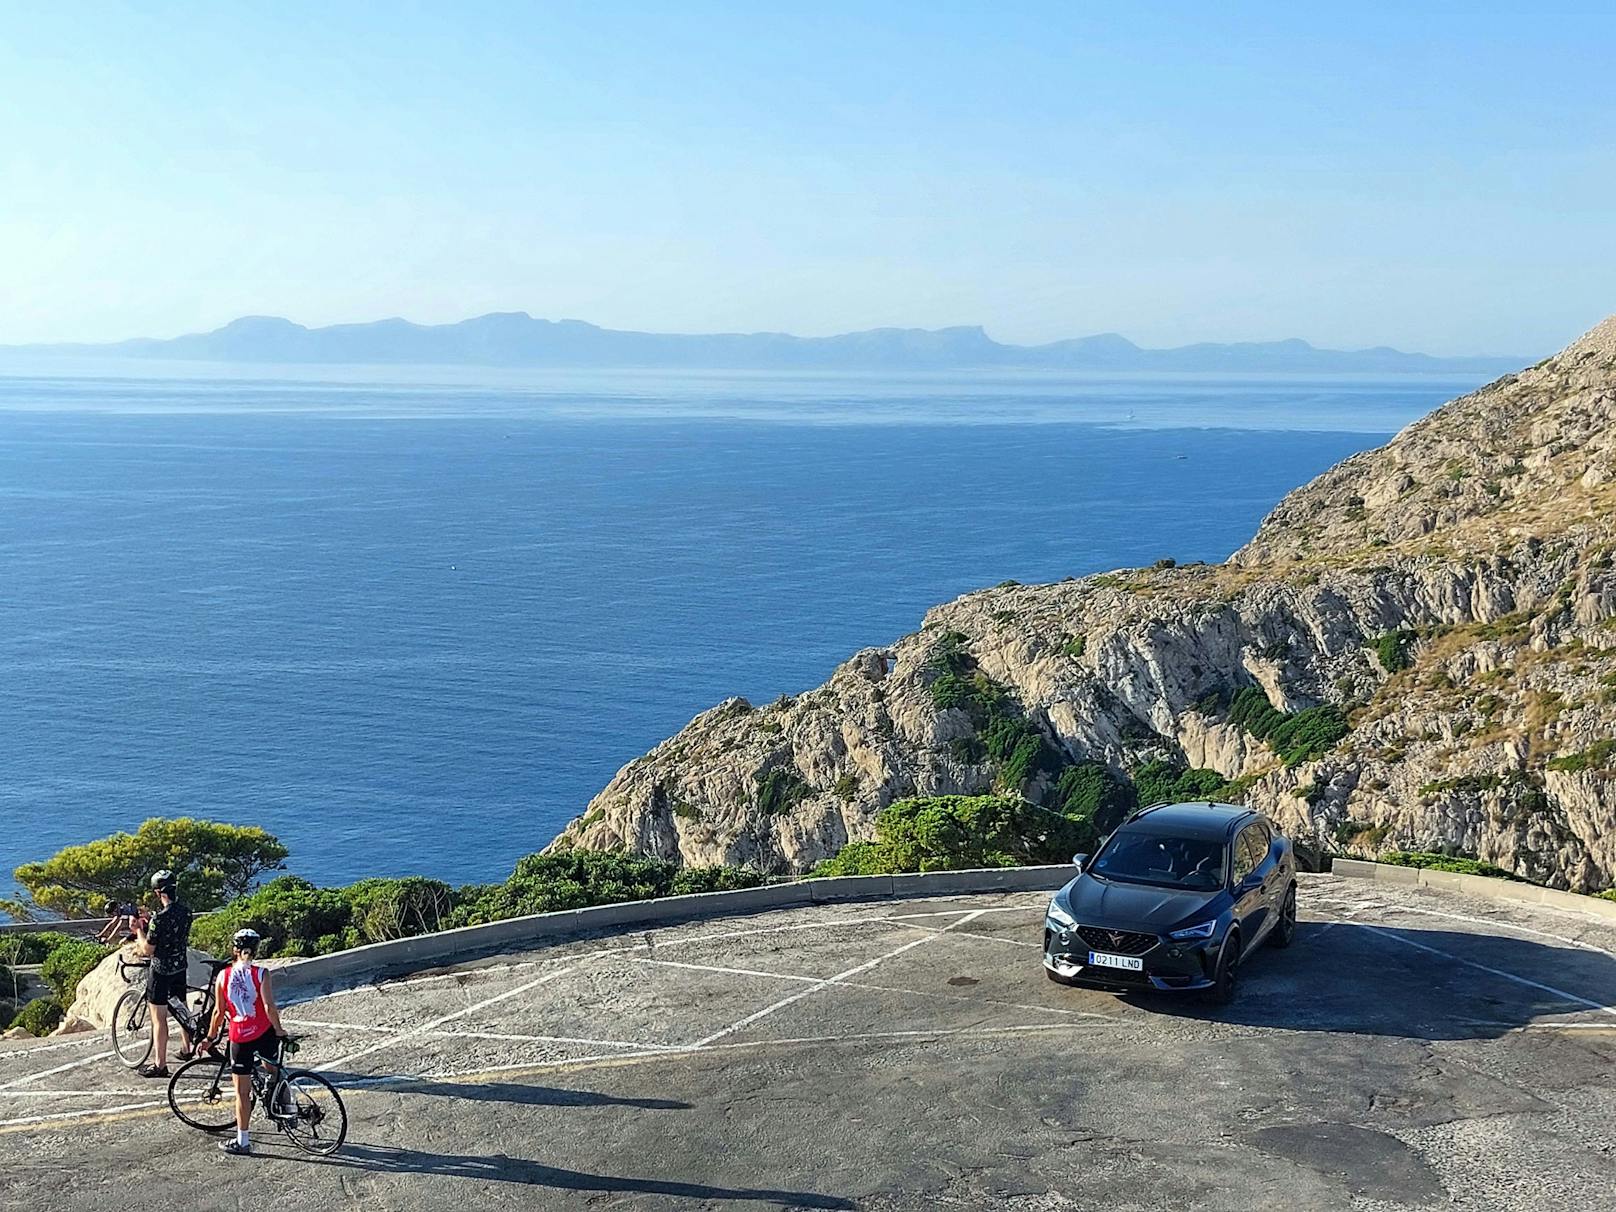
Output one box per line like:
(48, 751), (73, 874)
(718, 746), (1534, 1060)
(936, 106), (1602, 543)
(1168, 920), (1218, 941)
(1046, 900), (1076, 929)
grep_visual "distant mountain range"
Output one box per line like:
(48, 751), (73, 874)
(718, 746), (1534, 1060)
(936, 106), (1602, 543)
(4, 313), (1525, 374)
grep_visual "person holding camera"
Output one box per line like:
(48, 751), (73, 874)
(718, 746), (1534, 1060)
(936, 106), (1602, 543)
(135, 869), (193, 1078)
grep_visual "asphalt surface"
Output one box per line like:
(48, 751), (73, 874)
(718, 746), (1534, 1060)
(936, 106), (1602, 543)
(1, 873), (1613, 1211)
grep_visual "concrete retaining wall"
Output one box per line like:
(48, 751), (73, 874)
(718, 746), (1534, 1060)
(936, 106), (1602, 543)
(271, 865), (1072, 1002)
(1332, 858), (1616, 923)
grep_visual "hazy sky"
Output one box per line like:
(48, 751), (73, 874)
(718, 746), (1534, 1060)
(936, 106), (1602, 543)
(3, 3), (1613, 355)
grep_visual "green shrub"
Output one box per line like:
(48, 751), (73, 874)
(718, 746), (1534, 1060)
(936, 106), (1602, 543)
(1377, 850), (1517, 880)
(832, 773), (859, 801)
(1062, 634), (1087, 659)
(1373, 630), (1417, 673)
(1051, 762), (1133, 849)
(192, 876), (354, 959)
(756, 766), (814, 816)
(39, 941), (112, 1002)
(342, 877), (454, 945)
(451, 850), (677, 926)
(1, 932), (75, 966)
(15, 996), (64, 1037)
(1545, 739), (1616, 773)
(668, 866), (765, 895)
(812, 795), (1086, 876)
(1598, 889), (1616, 903)
(0, 1000), (15, 1031)
(1226, 686), (1348, 765)
(1132, 760), (1230, 808)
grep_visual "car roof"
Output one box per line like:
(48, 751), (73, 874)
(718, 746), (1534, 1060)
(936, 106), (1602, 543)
(1119, 801), (1257, 841)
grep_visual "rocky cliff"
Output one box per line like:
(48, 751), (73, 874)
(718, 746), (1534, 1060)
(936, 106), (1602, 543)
(550, 318), (1616, 893)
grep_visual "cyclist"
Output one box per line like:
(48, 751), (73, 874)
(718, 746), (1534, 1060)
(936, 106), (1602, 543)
(201, 927), (289, 1157)
(134, 870), (194, 1078)
(96, 898), (143, 945)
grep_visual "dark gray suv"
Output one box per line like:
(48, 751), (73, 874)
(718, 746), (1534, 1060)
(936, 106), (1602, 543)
(1043, 801), (1297, 1004)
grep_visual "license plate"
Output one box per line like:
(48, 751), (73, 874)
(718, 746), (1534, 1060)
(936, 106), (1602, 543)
(1087, 951), (1143, 971)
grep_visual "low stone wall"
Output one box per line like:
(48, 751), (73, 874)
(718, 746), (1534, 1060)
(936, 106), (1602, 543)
(1332, 857), (1616, 923)
(270, 865), (1071, 1003)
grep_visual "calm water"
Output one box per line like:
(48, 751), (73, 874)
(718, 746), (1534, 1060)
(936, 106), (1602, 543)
(0, 365), (1480, 893)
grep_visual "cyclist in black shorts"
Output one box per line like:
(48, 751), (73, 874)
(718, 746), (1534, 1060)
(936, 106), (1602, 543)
(135, 869), (194, 1078)
(201, 928), (289, 1156)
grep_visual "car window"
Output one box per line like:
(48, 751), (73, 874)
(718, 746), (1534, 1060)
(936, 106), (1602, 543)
(1090, 831), (1226, 890)
(1231, 826), (1260, 883)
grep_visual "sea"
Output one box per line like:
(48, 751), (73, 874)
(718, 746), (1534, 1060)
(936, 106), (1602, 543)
(0, 362), (1485, 897)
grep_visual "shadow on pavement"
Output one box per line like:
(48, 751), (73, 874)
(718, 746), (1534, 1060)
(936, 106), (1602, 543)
(1121, 923), (1616, 1041)
(322, 1073), (691, 1111)
(260, 1141), (854, 1207)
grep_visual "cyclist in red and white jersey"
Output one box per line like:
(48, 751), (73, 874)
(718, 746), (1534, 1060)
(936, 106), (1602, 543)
(201, 928), (288, 1157)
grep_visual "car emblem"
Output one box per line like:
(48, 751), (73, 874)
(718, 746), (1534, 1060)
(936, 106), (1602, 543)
(1107, 931), (1125, 946)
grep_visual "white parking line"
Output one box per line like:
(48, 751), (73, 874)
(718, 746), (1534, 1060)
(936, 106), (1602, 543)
(0, 1036), (105, 1063)
(1356, 902), (1616, 958)
(693, 910), (988, 1047)
(0, 1050), (115, 1092)
(1361, 924), (1616, 1018)
(315, 959), (589, 1073)
(0, 1099), (166, 1129)
(284, 1016), (672, 1051)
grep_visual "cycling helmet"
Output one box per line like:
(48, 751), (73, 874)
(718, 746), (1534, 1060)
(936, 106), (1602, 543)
(150, 869), (177, 894)
(231, 928), (262, 952)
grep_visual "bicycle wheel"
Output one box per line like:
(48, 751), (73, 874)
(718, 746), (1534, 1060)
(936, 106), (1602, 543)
(167, 1056), (237, 1133)
(276, 1070), (347, 1156)
(110, 989), (151, 1069)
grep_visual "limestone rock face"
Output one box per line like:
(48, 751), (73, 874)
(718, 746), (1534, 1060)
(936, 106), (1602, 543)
(550, 319), (1616, 893)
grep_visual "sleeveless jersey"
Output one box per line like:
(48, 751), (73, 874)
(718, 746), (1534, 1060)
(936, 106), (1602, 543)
(219, 961), (273, 1042)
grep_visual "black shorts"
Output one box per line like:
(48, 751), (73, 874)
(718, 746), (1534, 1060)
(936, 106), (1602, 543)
(146, 968), (187, 1007)
(228, 1031), (281, 1076)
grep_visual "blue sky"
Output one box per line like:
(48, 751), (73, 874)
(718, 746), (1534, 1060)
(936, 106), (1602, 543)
(2, 2), (1612, 355)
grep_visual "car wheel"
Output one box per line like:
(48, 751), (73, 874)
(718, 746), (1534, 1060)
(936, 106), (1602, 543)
(1270, 884), (1298, 949)
(1206, 933), (1240, 1006)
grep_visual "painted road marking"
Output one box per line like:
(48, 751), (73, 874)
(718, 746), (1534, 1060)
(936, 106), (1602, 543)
(315, 959), (590, 1073)
(693, 910), (988, 1047)
(1360, 924), (1616, 1018)
(0, 1050), (115, 1092)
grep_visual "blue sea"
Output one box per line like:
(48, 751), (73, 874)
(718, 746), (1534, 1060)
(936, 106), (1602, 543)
(0, 364), (1482, 895)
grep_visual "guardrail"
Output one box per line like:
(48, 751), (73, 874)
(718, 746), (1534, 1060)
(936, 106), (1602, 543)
(269, 864), (1071, 1003)
(0, 917), (110, 936)
(1332, 857), (1616, 923)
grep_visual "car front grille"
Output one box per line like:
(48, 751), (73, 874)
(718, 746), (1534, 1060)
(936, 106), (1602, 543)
(1074, 925), (1158, 955)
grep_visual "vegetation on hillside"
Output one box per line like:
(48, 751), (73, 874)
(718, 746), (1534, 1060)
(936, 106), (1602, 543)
(811, 795), (1087, 876)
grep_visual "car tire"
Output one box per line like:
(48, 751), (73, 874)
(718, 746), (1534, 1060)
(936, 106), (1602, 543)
(1206, 933), (1240, 1006)
(1269, 884), (1298, 949)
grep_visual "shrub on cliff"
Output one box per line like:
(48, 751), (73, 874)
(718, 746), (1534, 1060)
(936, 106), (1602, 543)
(15, 996), (63, 1037)
(1052, 762), (1134, 849)
(193, 876), (356, 959)
(14, 818), (288, 916)
(812, 795), (1085, 876)
(1132, 760), (1230, 807)
(450, 849), (763, 927)
(39, 940), (112, 1002)
(1377, 850), (1517, 880)
(344, 877), (455, 944)
(1227, 686), (1349, 766)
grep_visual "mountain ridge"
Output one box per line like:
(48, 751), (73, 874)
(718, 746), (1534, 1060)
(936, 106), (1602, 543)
(4, 312), (1525, 374)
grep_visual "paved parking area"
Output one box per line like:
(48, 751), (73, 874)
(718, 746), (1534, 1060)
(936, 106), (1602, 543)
(1, 873), (1613, 1210)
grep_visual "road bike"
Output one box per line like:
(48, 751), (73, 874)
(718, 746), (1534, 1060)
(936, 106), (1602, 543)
(110, 956), (231, 1069)
(167, 1035), (348, 1156)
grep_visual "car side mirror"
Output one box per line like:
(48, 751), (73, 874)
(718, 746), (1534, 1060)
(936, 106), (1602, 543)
(1072, 853), (1089, 872)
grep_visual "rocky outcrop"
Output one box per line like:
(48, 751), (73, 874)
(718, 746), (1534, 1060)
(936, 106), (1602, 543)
(551, 319), (1616, 893)
(65, 945), (218, 1031)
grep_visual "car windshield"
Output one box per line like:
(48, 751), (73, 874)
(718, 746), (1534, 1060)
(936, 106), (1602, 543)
(1089, 832), (1225, 890)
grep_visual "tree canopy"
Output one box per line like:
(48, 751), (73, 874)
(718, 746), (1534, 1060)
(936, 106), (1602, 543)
(13, 817), (288, 916)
